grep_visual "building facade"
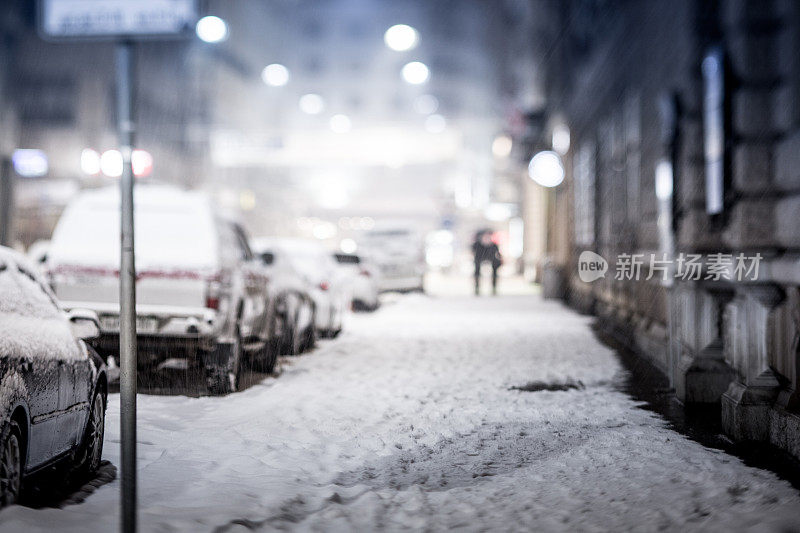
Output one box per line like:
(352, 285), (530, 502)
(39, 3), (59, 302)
(541, 0), (800, 458)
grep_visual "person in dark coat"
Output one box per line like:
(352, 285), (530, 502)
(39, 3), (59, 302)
(472, 230), (502, 295)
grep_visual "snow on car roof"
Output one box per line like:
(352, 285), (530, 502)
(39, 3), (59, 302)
(0, 245), (82, 362)
(48, 184), (220, 270)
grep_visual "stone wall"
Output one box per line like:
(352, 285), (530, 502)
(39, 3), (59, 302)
(547, 0), (800, 458)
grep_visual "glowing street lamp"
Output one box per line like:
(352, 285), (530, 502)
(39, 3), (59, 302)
(384, 24), (418, 51)
(196, 16), (228, 43)
(402, 61), (429, 84)
(330, 114), (352, 133)
(413, 94), (438, 114)
(299, 93), (325, 114)
(528, 150), (564, 187)
(261, 64), (290, 87)
(492, 135), (513, 158)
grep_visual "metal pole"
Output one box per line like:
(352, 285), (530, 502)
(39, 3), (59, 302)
(116, 40), (137, 533)
(0, 157), (13, 247)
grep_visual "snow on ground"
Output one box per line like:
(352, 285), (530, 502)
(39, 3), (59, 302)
(2, 290), (800, 532)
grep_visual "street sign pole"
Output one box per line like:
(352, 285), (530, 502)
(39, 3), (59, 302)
(116, 40), (138, 533)
(38, 4), (198, 531)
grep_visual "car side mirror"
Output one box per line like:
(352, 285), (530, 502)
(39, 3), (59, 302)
(68, 308), (101, 340)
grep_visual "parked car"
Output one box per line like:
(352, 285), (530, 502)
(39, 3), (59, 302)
(0, 246), (107, 507)
(255, 239), (346, 339)
(360, 228), (426, 293)
(46, 185), (272, 394)
(333, 252), (380, 311)
(251, 238), (316, 356)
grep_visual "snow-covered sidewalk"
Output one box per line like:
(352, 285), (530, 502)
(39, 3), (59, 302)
(2, 293), (799, 532)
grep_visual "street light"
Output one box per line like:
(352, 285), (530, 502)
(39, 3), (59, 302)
(330, 114), (352, 133)
(299, 93), (325, 114)
(261, 64), (290, 86)
(196, 16), (228, 43)
(384, 24), (419, 51)
(552, 124), (571, 155)
(492, 135), (513, 158)
(528, 150), (564, 187)
(413, 94), (438, 114)
(402, 61), (429, 84)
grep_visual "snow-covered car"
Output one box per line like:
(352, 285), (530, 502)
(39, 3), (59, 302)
(360, 228), (425, 293)
(0, 246), (107, 507)
(333, 252), (380, 311)
(26, 240), (50, 275)
(45, 185), (272, 395)
(257, 239), (346, 338)
(251, 239), (316, 356)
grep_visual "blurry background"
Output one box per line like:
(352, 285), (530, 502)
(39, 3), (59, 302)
(0, 0), (561, 279)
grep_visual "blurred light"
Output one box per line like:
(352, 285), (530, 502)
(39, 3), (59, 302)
(80, 148), (101, 175)
(312, 222), (337, 239)
(552, 124), (571, 155)
(384, 24), (418, 51)
(491, 135), (512, 158)
(338, 217), (351, 229)
(330, 114), (352, 133)
(100, 150), (123, 178)
(196, 16), (228, 43)
(261, 64), (290, 87)
(361, 217), (375, 230)
(239, 189), (256, 211)
(425, 230), (454, 268)
(402, 61), (429, 84)
(655, 159), (674, 200)
(528, 150), (564, 188)
(508, 217), (524, 259)
(299, 93), (325, 114)
(297, 217), (313, 230)
(131, 149), (153, 177)
(413, 94), (438, 114)
(424, 114), (446, 133)
(485, 203), (514, 222)
(12, 149), (48, 177)
(340, 238), (357, 254)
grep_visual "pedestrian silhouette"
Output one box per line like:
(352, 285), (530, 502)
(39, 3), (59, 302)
(472, 230), (502, 295)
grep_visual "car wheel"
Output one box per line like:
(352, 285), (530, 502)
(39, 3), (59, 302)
(0, 421), (23, 508)
(302, 322), (317, 352)
(206, 326), (242, 395)
(79, 391), (106, 475)
(250, 341), (278, 374)
(285, 308), (303, 355)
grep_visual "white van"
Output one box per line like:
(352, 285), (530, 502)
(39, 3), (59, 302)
(46, 185), (273, 394)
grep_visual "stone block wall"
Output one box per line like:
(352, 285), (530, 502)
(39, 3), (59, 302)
(550, 0), (800, 458)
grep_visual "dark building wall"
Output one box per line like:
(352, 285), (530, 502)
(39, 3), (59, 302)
(546, 0), (800, 458)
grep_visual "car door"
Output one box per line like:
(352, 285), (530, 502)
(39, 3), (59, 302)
(1, 261), (58, 468)
(12, 263), (83, 459)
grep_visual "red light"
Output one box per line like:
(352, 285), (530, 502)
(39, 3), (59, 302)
(359, 268), (371, 277)
(132, 150), (153, 177)
(205, 296), (220, 310)
(319, 281), (330, 291)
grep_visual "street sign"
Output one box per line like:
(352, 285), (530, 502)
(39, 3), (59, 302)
(39, 0), (197, 40)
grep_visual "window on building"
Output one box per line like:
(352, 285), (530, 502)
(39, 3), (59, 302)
(574, 141), (596, 247)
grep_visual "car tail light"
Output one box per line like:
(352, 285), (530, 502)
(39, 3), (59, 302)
(205, 273), (222, 310)
(319, 281), (330, 291)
